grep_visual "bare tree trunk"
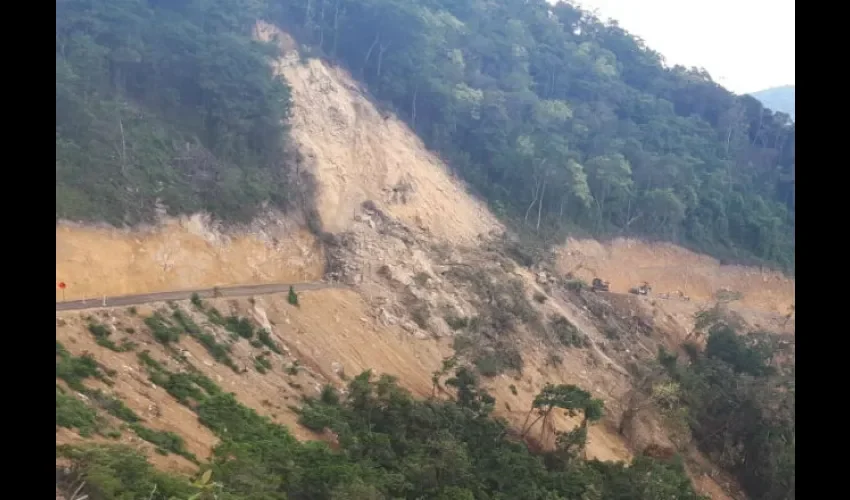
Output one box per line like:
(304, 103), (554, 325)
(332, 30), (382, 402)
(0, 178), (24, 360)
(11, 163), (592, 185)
(118, 115), (127, 178)
(411, 85), (418, 128)
(525, 159), (547, 224)
(520, 408), (535, 436)
(536, 177), (547, 232)
(525, 178), (540, 223)
(363, 34), (379, 75)
(521, 411), (545, 438)
(724, 124), (733, 156)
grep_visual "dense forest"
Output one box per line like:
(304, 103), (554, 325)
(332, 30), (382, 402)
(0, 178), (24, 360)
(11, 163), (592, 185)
(658, 318), (795, 500)
(272, 0), (796, 271)
(56, 0), (298, 225)
(58, 362), (709, 500)
(56, 0), (794, 271)
(56, 1), (795, 497)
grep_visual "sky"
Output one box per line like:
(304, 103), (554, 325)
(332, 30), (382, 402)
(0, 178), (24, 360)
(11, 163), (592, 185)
(573, 0), (795, 94)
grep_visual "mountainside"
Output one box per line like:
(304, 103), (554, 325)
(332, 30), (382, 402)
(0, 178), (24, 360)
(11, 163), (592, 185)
(56, 1), (795, 500)
(750, 86), (795, 120)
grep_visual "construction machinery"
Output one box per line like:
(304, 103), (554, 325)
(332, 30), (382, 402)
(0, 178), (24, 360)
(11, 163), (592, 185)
(591, 278), (610, 292)
(629, 281), (652, 296)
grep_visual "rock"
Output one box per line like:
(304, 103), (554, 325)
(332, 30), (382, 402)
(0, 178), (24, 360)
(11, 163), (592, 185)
(400, 321), (418, 334)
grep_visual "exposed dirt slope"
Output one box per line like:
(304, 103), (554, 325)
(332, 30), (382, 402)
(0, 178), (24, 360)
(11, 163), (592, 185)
(256, 22), (501, 245)
(557, 237), (795, 315)
(55, 290), (630, 467)
(54, 22), (796, 500)
(56, 214), (323, 301)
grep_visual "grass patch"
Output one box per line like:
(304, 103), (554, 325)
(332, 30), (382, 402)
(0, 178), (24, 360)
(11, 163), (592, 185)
(56, 342), (110, 391)
(171, 308), (239, 373)
(550, 315), (588, 348)
(195, 331), (239, 372)
(257, 329), (283, 354)
(254, 354), (272, 374)
(144, 313), (181, 344)
(119, 340), (138, 351)
(130, 424), (197, 462)
(171, 309), (201, 335)
(87, 389), (141, 423)
(56, 388), (101, 437)
(205, 307), (226, 326)
(88, 322), (125, 352)
(474, 346), (523, 377)
(137, 351), (222, 407)
(225, 315), (254, 339)
(444, 314), (469, 331)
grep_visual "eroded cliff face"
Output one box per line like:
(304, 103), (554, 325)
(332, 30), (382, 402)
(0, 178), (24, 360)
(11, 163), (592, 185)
(56, 214), (324, 301)
(56, 23), (793, 500)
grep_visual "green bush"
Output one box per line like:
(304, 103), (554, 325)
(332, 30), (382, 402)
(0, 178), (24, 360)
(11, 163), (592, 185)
(56, 344), (109, 391)
(144, 313), (181, 344)
(130, 424), (197, 462)
(225, 315), (254, 339)
(257, 329), (283, 354)
(288, 286), (299, 307)
(56, 388), (100, 437)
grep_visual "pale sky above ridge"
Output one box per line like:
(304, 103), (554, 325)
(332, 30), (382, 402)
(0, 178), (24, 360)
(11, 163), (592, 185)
(573, 0), (795, 94)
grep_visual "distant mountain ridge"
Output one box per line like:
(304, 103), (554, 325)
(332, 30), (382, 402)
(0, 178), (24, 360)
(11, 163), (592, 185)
(750, 85), (795, 120)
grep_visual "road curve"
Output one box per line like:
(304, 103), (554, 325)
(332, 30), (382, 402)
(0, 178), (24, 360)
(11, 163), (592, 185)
(56, 282), (343, 312)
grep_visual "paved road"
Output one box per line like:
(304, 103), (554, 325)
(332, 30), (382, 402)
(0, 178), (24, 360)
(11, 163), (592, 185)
(56, 282), (341, 312)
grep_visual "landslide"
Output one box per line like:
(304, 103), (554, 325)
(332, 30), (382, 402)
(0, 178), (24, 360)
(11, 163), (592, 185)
(55, 22), (796, 500)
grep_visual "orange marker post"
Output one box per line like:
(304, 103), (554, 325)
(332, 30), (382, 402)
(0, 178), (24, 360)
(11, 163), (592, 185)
(58, 281), (67, 302)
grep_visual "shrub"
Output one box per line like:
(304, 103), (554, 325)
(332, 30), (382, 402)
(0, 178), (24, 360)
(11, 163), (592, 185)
(145, 313), (181, 344)
(56, 388), (100, 437)
(257, 329), (283, 354)
(225, 315), (254, 339)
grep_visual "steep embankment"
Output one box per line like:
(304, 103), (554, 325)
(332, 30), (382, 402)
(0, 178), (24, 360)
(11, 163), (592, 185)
(56, 22), (794, 500)
(256, 23), (500, 245)
(56, 215), (323, 301)
(557, 237), (795, 314)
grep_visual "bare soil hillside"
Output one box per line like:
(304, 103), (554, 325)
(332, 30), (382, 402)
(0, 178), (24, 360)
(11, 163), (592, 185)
(53, 22), (797, 500)
(56, 214), (323, 301)
(255, 22), (501, 245)
(557, 237), (794, 314)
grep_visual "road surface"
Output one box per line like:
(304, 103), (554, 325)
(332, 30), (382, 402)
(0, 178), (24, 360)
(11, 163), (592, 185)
(56, 282), (341, 312)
